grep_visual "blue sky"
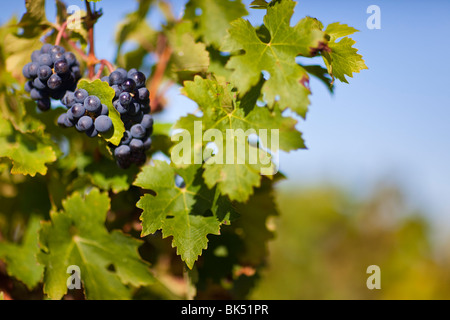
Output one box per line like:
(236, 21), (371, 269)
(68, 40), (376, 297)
(2, 0), (450, 235)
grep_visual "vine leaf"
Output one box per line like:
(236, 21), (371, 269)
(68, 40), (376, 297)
(322, 22), (368, 83)
(165, 21), (210, 78)
(0, 118), (57, 177)
(0, 216), (44, 290)
(78, 79), (125, 146)
(175, 76), (304, 202)
(134, 160), (236, 269)
(221, 0), (327, 118)
(38, 189), (154, 300)
(184, 0), (248, 47)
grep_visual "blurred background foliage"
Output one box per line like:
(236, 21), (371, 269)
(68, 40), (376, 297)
(250, 182), (450, 299)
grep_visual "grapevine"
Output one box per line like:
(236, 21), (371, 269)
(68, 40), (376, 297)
(0, 0), (367, 301)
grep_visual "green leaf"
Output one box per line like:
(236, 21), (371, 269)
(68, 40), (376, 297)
(303, 65), (334, 93)
(0, 118), (57, 177)
(134, 160), (235, 269)
(77, 79), (125, 146)
(322, 22), (368, 83)
(221, 0), (328, 117)
(38, 188), (154, 300)
(165, 21), (210, 77)
(184, 0), (248, 47)
(175, 76), (304, 202)
(18, 0), (50, 38)
(0, 216), (44, 290)
(250, 0), (270, 9)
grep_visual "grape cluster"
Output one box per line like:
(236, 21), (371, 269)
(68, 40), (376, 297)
(103, 68), (153, 169)
(56, 88), (112, 139)
(23, 44), (81, 111)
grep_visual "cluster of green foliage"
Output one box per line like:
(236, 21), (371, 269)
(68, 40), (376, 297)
(0, 0), (367, 299)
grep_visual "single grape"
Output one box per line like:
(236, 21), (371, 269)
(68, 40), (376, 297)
(121, 78), (136, 92)
(137, 87), (150, 101)
(116, 68), (128, 79)
(47, 74), (63, 90)
(140, 114), (153, 130)
(30, 88), (46, 100)
(127, 68), (138, 78)
(130, 124), (146, 139)
(69, 103), (85, 119)
(64, 114), (75, 127)
(119, 92), (132, 106)
(101, 75), (109, 83)
(114, 100), (128, 114)
(111, 85), (121, 99)
(28, 62), (39, 78)
(57, 113), (68, 127)
(74, 89), (88, 103)
(31, 50), (41, 62)
(75, 116), (94, 132)
(37, 98), (51, 112)
(129, 138), (144, 151)
(40, 43), (53, 54)
(38, 65), (52, 81)
(50, 45), (65, 55)
(94, 115), (113, 133)
(38, 54), (53, 67)
(129, 71), (146, 88)
(64, 52), (76, 66)
(143, 137), (152, 150)
(54, 59), (69, 75)
(114, 145), (131, 159)
(120, 130), (132, 145)
(24, 81), (33, 93)
(100, 104), (109, 116)
(51, 51), (65, 64)
(62, 91), (76, 108)
(22, 64), (31, 79)
(33, 77), (47, 90)
(84, 95), (101, 113)
(109, 70), (125, 86)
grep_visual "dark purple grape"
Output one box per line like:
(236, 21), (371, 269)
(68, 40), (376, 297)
(31, 50), (41, 62)
(54, 59), (70, 75)
(141, 114), (153, 130)
(109, 70), (125, 85)
(28, 62), (39, 78)
(30, 88), (46, 100)
(69, 103), (85, 119)
(33, 78), (47, 90)
(114, 100), (128, 114)
(84, 95), (101, 113)
(114, 145), (131, 160)
(64, 52), (76, 66)
(24, 80), (33, 92)
(62, 91), (76, 108)
(51, 51), (65, 64)
(37, 98), (51, 111)
(94, 115), (113, 133)
(121, 78), (136, 92)
(74, 89), (88, 103)
(129, 71), (146, 88)
(57, 113), (68, 127)
(137, 87), (150, 101)
(143, 137), (152, 150)
(75, 116), (93, 132)
(47, 74), (63, 90)
(120, 130), (132, 145)
(129, 139), (144, 151)
(50, 45), (65, 55)
(40, 43), (53, 54)
(38, 65), (52, 81)
(100, 104), (109, 116)
(130, 124), (145, 139)
(119, 92), (132, 106)
(38, 54), (53, 67)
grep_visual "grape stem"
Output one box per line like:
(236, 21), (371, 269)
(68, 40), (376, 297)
(54, 20), (67, 46)
(148, 34), (173, 112)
